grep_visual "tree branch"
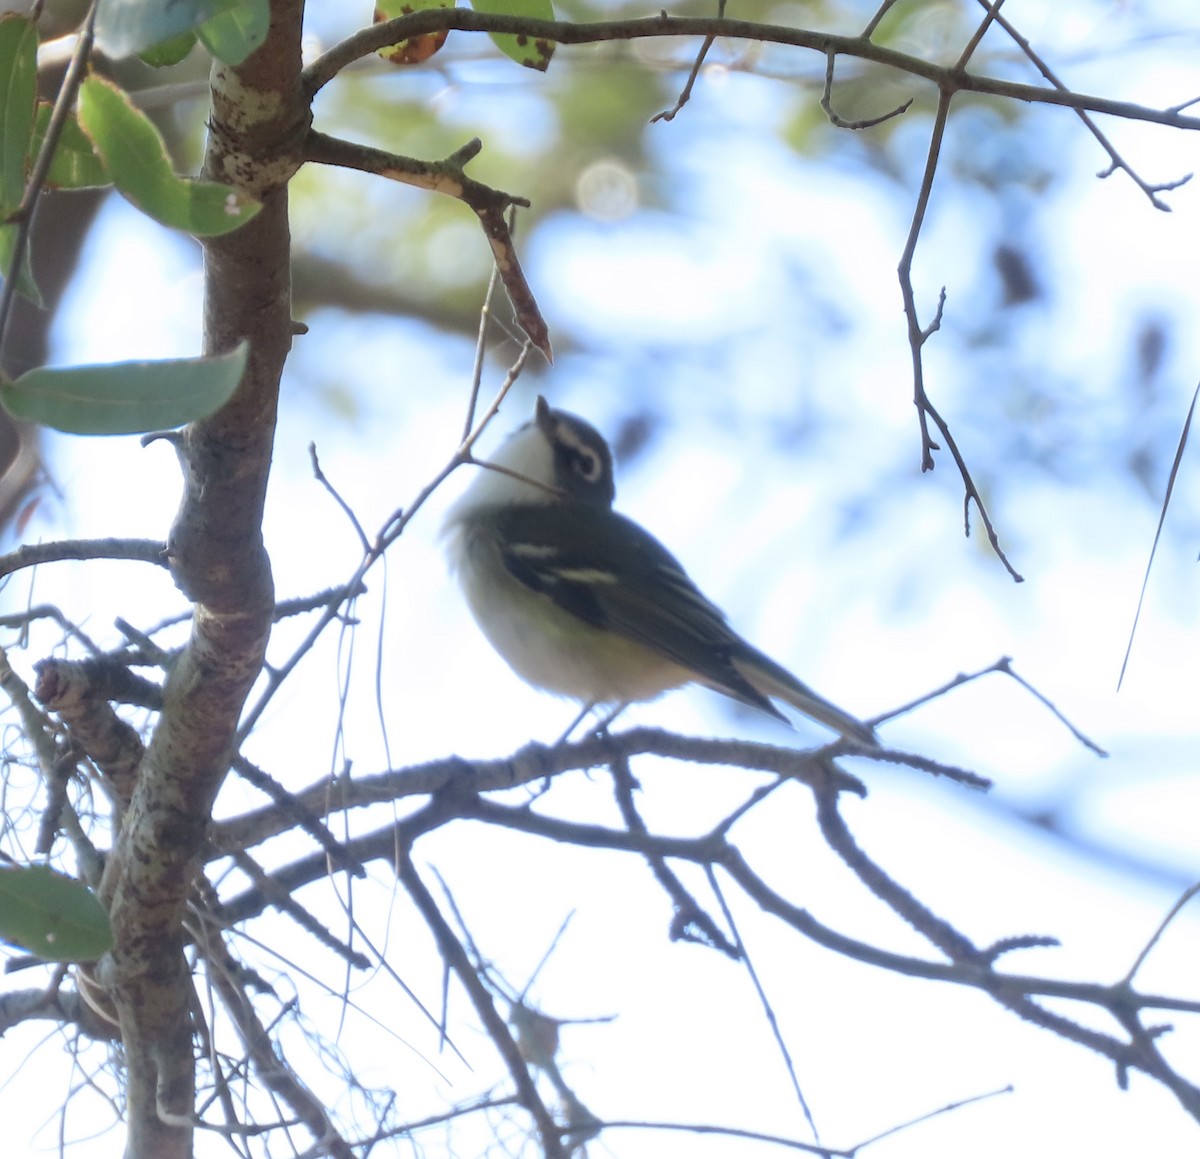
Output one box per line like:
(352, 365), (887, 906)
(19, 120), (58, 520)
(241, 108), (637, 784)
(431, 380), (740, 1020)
(304, 12), (1200, 137)
(303, 130), (550, 357)
(0, 538), (166, 580)
(207, 727), (872, 856)
(95, 3), (306, 1154)
(973, 0), (1192, 210)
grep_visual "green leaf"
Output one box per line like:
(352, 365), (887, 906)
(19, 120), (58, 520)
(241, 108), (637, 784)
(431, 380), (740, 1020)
(1, 342), (249, 435)
(0, 14), (38, 214)
(196, 0), (270, 66)
(76, 75), (260, 237)
(95, 0), (233, 60)
(0, 223), (41, 306)
(31, 103), (110, 190)
(374, 0), (451, 66)
(469, 0), (555, 71)
(0, 865), (113, 962)
(139, 28), (198, 68)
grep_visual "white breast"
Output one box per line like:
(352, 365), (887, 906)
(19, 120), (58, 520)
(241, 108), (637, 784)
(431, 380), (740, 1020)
(444, 514), (690, 706)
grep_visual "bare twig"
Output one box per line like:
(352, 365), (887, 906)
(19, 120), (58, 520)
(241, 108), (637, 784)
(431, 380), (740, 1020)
(994, 658), (1107, 756)
(853, 1085), (1013, 1150)
(0, 1), (97, 351)
(461, 232), (508, 441)
(1122, 882), (1200, 986)
(651, 33), (716, 123)
(1118, 380), (1200, 689)
(872, 655), (1106, 757)
(897, 89), (1021, 580)
(302, 132), (550, 357)
(610, 752), (739, 956)
(392, 837), (567, 1158)
(0, 605), (102, 654)
(820, 50), (913, 129)
(860, 0), (904, 40)
(235, 340), (533, 747)
(230, 754), (366, 878)
(955, 0), (1005, 69)
(194, 924), (353, 1156)
(651, 0), (725, 124)
(0, 539), (166, 581)
(814, 783), (983, 962)
(974, 0), (1191, 209)
(208, 727), (872, 856)
(586, 1117), (845, 1155)
(301, 12), (1200, 138)
(707, 868), (819, 1140)
(309, 444), (370, 553)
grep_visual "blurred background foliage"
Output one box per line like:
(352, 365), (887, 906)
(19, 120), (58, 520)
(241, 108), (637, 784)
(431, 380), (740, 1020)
(10, 0), (1188, 512)
(8, 0), (1200, 851)
(3, 3), (1200, 1152)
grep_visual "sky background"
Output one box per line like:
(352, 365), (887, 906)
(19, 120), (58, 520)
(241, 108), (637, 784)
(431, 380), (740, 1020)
(3, 1), (1200, 1155)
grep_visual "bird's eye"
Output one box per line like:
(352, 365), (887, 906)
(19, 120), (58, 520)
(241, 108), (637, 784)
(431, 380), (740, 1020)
(550, 418), (613, 504)
(572, 447), (601, 482)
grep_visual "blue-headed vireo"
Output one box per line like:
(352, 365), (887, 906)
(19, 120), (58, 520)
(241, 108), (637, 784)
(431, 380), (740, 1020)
(443, 396), (877, 746)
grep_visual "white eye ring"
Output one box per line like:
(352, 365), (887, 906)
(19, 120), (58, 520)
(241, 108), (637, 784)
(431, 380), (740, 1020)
(575, 449), (601, 481)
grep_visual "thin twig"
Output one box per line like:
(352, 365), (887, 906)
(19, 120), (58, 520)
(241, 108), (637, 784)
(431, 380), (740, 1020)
(860, 0), (904, 39)
(299, 12), (1200, 137)
(303, 131), (550, 357)
(651, 0), (725, 124)
(955, 0), (1004, 70)
(235, 341), (534, 747)
(884, 17), (1025, 580)
(974, 0), (1191, 209)
(994, 658), (1107, 756)
(820, 50), (912, 129)
(1122, 882), (1200, 985)
(814, 782), (983, 961)
(872, 655), (1104, 758)
(309, 444), (370, 553)
(0, 605), (102, 654)
(392, 839), (567, 1158)
(610, 752), (739, 956)
(0, 1), (97, 351)
(854, 1085), (1013, 1150)
(461, 230), (508, 442)
(1118, 380), (1200, 689)
(707, 868), (819, 1140)
(0, 539), (167, 581)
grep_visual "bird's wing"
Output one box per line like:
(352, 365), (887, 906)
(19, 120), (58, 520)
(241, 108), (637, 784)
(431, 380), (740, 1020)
(492, 503), (784, 717)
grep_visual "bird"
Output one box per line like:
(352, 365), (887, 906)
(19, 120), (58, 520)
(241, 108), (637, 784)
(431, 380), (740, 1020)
(442, 396), (877, 746)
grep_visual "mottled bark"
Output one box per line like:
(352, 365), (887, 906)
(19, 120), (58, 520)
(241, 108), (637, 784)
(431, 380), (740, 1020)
(95, 4), (308, 1156)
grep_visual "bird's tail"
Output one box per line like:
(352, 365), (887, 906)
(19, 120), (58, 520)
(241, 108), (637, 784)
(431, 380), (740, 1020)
(733, 650), (878, 747)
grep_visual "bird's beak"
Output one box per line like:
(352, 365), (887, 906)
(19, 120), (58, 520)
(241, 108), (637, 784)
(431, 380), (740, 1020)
(535, 395), (554, 437)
